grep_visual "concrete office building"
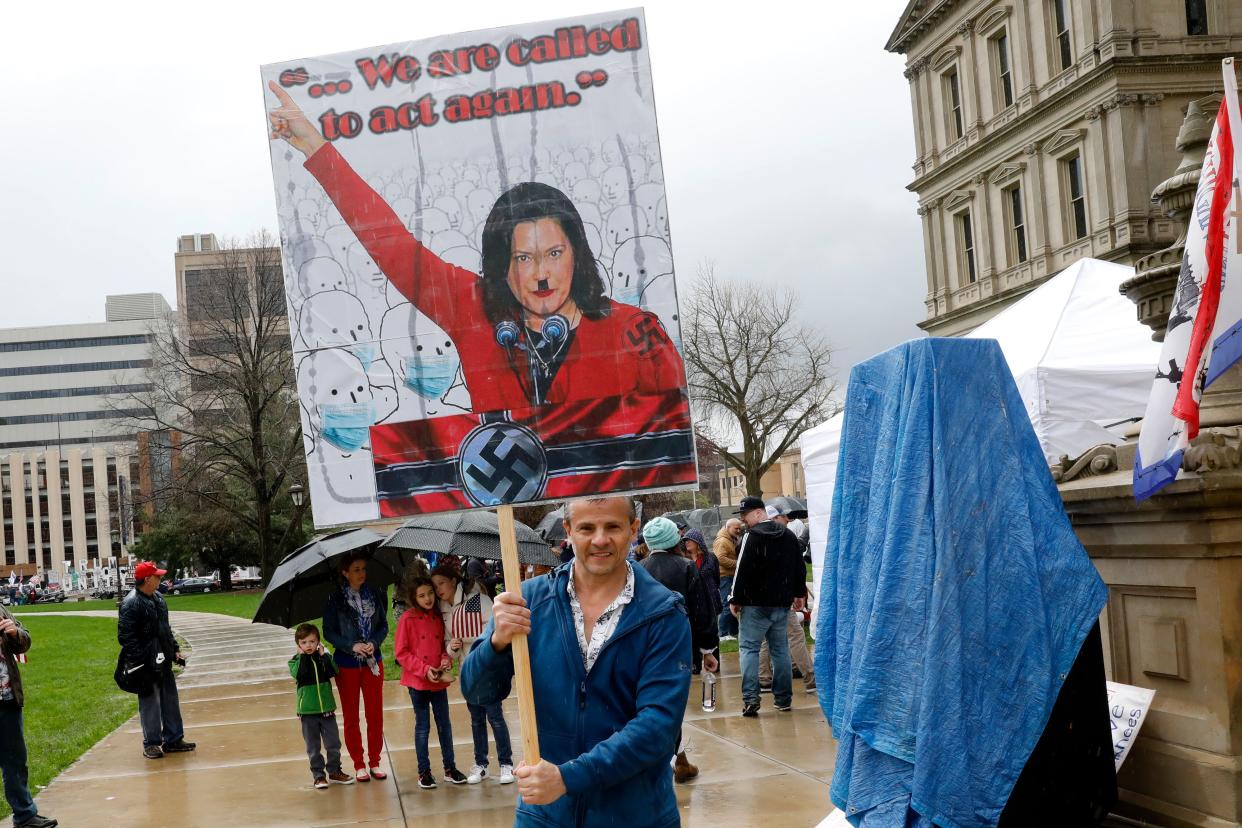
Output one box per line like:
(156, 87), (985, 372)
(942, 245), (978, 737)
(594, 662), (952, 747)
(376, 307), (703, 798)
(0, 294), (171, 580)
(0, 293), (170, 451)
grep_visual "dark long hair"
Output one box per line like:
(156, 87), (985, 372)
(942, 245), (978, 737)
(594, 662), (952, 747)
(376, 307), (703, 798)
(480, 182), (609, 325)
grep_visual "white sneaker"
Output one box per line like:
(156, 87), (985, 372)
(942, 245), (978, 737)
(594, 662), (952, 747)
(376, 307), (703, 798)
(467, 764), (488, 784)
(720, 635), (737, 641)
(498, 764), (516, 784)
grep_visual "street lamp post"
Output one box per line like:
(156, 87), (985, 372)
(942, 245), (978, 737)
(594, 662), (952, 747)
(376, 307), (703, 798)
(289, 483), (305, 508)
(111, 527), (123, 609)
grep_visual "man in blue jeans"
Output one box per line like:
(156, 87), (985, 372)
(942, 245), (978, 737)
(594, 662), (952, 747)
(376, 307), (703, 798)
(118, 562), (196, 760)
(0, 603), (57, 827)
(727, 497), (807, 718)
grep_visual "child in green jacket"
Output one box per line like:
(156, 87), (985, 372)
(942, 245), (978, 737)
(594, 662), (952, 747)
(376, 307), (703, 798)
(290, 623), (354, 789)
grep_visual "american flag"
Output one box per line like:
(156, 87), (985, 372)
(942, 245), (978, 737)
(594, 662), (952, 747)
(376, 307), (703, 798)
(449, 593), (485, 639)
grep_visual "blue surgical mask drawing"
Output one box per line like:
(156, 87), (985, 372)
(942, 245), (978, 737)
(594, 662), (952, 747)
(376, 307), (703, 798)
(403, 354), (459, 400)
(613, 282), (643, 307)
(349, 342), (377, 372)
(320, 402), (375, 452)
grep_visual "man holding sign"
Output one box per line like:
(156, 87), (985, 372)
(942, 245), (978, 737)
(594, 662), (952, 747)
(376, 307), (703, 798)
(462, 496), (689, 826)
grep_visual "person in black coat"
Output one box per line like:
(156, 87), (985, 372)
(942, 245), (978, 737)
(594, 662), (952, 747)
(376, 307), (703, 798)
(640, 517), (720, 783)
(727, 497), (807, 718)
(118, 561), (196, 760)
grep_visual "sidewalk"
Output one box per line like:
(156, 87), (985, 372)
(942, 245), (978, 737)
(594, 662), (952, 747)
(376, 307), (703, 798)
(4, 611), (837, 827)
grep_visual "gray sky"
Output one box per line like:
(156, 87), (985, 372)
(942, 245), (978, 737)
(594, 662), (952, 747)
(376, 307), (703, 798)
(0, 1), (924, 377)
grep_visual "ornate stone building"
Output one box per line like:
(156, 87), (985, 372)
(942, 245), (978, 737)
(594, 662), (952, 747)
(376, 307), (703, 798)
(887, 0), (1242, 336)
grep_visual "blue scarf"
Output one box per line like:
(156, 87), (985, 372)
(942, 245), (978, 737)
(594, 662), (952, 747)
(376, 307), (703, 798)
(343, 583), (376, 642)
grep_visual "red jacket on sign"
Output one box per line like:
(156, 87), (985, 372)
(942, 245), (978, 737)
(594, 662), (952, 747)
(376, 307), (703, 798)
(304, 143), (688, 413)
(395, 606), (451, 692)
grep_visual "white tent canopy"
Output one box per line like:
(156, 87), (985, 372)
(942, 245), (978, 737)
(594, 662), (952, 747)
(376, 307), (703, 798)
(967, 257), (1161, 464)
(801, 257), (1160, 616)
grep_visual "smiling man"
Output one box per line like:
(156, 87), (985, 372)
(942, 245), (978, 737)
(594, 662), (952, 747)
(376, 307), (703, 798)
(462, 496), (690, 827)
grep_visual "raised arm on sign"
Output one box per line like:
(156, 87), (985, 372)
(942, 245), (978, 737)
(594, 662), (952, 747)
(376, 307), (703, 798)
(267, 80), (326, 158)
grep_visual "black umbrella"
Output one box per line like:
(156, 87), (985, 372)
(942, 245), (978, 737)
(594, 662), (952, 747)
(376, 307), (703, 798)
(253, 528), (394, 627)
(535, 508), (566, 543)
(378, 511), (561, 568)
(768, 496), (808, 520)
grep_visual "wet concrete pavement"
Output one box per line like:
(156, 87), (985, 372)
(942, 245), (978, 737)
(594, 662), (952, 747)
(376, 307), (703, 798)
(5, 611), (838, 827)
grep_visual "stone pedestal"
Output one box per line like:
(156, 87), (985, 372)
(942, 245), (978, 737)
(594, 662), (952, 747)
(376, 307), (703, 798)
(1061, 442), (1242, 828)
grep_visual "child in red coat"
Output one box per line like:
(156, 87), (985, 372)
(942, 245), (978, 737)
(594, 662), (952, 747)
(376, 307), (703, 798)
(395, 576), (467, 788)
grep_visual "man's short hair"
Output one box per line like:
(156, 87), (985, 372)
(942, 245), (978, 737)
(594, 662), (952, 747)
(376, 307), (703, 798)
(294, 623), (320, 643)
(563, 496), (637, 525)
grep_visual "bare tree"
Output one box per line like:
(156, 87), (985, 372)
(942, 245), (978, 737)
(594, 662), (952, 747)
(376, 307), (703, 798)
(682, 264), (837, 496)
(117, 232), (308, 583)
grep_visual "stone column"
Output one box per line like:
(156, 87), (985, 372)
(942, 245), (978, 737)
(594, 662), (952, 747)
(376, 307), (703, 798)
(1057, 93), (1242, 828)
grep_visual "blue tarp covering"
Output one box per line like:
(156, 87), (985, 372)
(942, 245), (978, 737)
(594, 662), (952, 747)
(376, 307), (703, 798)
(815, 339), (1108, 828)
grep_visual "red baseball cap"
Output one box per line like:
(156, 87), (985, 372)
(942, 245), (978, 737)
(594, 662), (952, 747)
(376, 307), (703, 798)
(134, 562), (167, 580)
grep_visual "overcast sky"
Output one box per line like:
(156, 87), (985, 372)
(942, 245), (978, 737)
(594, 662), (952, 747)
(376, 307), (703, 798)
(0, 1), (924, 379)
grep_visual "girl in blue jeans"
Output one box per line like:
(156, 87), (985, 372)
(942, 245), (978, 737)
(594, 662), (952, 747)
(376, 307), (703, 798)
(395, 577), (467, 788)
(432, 564), (515, 785)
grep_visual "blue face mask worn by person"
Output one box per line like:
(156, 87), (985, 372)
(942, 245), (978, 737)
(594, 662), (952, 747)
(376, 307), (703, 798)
(320, 401), (375, 452)
(402, 353), (459, 399)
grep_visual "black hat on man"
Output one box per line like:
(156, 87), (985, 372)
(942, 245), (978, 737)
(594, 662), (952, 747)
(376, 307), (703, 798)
(734, 496), (766, 515)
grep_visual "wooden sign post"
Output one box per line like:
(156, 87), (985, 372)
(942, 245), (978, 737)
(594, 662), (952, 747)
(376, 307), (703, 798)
(497, 504), (541, 764)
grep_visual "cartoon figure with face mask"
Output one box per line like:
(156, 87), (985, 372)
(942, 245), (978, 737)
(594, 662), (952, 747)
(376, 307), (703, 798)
(378, 303), (471, 421)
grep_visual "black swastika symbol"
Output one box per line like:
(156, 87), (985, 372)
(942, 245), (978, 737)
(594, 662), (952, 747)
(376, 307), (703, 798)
(465, 430), (538, 502)
(626, 316), (666, 357)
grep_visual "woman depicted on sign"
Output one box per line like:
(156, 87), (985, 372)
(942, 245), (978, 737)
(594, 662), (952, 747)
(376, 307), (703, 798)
(268, 82), (686, 412)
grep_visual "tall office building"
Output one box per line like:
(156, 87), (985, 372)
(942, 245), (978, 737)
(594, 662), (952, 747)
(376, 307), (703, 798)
(0, 294), (171, 579)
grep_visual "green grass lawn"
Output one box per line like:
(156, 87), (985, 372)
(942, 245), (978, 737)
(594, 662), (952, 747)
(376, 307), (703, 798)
(0, 616), (137, 820)
(164, 589), (265, 618)
(9, 598), (117, 613)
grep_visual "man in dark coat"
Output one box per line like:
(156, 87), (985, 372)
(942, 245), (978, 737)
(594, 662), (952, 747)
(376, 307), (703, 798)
(0, 603), (56, 827)
(118, 561), (196, 759)
(727, 497), (807, 718)
(640, 516), (719, 782)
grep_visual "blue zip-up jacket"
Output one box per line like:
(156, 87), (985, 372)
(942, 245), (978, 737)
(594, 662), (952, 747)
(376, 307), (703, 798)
(322, 586), (388, 669)
(462, 562), (691, 827)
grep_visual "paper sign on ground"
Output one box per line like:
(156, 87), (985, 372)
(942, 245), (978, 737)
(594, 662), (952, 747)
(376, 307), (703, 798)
(1107, 680), (1156, 771)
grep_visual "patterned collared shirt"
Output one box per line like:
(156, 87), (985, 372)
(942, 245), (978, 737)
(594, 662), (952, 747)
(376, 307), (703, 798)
(566, 560), (635, 672)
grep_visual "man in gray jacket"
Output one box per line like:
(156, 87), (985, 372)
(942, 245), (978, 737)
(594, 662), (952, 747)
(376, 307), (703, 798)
(0, 603), (57, 827)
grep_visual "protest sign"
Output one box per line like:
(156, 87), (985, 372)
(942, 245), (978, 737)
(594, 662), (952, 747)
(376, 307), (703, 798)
(261, 9), (695, 526)
(1107, 681), (1155, 771)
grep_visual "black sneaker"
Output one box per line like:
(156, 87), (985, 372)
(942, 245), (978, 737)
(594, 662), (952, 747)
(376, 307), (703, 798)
(741, 703), (760, 718)
(419, 771), (436, 789)
(163, 739), (196, 753)
(143, 745), (164, 760)
(775, 702), (792, 712)
(758, 684), (773, 694)
(444, 766), (468, 785)
(15, 816), (58, 828)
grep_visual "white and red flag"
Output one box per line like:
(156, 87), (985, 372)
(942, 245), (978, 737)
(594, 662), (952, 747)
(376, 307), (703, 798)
(1135, 58), (1242, 500)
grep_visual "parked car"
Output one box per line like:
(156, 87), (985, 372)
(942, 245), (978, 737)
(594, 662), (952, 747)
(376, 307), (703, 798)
(170, 577), (213, 595)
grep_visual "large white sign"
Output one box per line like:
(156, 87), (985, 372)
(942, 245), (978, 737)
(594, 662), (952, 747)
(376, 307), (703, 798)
(261, 9), (695, 527)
